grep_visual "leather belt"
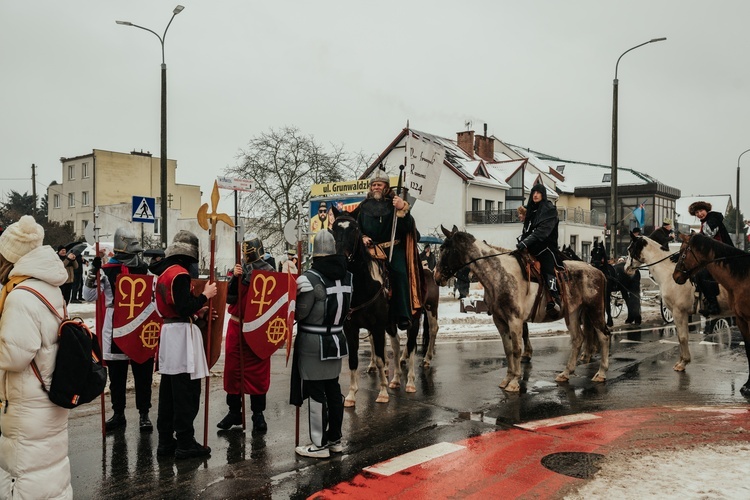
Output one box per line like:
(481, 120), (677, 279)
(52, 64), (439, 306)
(163, 317), (191, 324)
(377, 240), (399, 249)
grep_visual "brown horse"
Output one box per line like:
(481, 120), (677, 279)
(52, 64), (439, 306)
(673, 232), (750, 396)
(435, 226), (610, 392)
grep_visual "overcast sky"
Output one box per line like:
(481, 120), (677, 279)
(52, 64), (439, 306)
(3, 1), (750, 218)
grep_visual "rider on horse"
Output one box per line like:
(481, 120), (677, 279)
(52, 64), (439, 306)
(516, 183), (561, 314)
(351, 169), (422, 330)
(689, 200), (734, 317)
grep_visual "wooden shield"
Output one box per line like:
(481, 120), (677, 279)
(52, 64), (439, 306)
(191, 279), (228, 368)
(112, 274), (162, 364)
(242, 270), (297, 360)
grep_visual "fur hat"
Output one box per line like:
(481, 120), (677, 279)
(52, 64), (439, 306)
(313, 229), (336, 257)
(662, 218), (672, 226)
(165, 230), (199, 262)
(0, 215), (45, 264)
(632, 227), (642, 235)
(688, 201), (712, 216)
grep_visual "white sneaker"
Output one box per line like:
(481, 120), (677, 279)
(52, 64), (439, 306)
(328, 439), (344, 453)
(295, 444), (330, 459)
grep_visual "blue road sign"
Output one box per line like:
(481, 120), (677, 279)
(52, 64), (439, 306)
(132, 196), (156, 223)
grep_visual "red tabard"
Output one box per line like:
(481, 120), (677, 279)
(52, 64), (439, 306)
(223, 317), (270, 395)
(155, 265), (190, 319)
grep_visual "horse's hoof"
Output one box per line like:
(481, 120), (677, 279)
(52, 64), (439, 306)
(406, 384), (417, 393)
(673, 363), (686, 372)
(555, 373), (570, 383)
(344, 399), (355, 408)
(504, 382), (521, 393)
(376, 394), (389, 404)
(499, 379), (510, 389)
(366, 366), (377, 373)
(388, 381), (400, 389)
(521, 355), (531, 364)
(591, 375), (606, 383)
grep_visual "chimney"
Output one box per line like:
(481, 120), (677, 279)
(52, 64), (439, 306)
(474, 123), (493, 161)
(457, 130), (475, 158)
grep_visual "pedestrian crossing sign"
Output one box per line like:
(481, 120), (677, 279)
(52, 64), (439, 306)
(132, 196), (156, 223)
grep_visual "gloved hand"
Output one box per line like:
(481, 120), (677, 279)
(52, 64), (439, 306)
(669, 253), (679, 263)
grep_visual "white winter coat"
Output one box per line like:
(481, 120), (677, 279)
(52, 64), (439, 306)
(0, 245), (72, 499)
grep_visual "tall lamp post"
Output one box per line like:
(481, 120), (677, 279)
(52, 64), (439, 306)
(117, 5), (185, 249)
(610, 37), (666, 259)
(736, 148), (750, 247)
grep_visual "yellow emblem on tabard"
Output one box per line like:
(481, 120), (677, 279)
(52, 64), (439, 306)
(117, 276), (147, 319)
(266, 317), (287, 345)
(251, 273), (276, 316)
(140, 320), (161, 349)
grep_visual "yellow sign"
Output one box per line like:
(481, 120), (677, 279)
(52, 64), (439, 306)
(310, 177), (399, 197)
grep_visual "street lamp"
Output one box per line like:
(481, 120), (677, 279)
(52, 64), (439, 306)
(736, 148), (750, 247)
(116, 5), (185, 249)
(610, 37), (666, 259)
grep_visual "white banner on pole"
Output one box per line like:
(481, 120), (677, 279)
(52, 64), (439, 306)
(406, 132), (445, 204)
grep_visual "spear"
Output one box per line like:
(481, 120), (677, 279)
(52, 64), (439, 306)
(197, 180), (234, 447)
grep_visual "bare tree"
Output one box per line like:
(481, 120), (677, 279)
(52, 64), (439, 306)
(225, 126), (370, 249)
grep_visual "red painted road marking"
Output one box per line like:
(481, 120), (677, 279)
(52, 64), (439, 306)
(311, 406), (750, 499)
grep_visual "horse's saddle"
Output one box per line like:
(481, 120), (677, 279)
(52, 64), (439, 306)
(512, 250), (568, 319)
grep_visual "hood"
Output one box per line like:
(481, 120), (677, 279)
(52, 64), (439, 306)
(10, 245), (68, 286)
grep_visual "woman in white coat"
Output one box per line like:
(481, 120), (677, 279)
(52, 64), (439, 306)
(0, 215), (72, 499)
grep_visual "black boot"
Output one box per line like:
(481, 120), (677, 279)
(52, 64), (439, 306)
(175, 439), (211, 460)
(217, 394), (243, 430)
(699, 297), (721, 318)
(139, 412), (153, 432)
(545, 275), (561, 316)
(251, 412), (267, 434)
(105, 412), (126, 432)
(157, 438), (177, 457)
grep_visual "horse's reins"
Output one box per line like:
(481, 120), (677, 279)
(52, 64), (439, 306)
(627, 251), (679, 271)
(443, 251), (512, 279)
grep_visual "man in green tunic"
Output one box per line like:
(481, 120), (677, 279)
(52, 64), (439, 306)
(352, 170), (419, 330)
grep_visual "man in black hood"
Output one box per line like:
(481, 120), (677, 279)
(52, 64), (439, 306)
(516, 183), (561, 314)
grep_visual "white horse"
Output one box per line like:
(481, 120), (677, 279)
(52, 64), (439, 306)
(623, 234), (729, 371)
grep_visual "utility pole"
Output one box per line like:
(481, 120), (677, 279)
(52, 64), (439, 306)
(31, 164), (37, 217)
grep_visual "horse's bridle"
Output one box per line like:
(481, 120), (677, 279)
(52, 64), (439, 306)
(439, 250), (512, 280)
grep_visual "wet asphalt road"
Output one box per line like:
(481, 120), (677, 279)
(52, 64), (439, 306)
(66, 319), (749, 499)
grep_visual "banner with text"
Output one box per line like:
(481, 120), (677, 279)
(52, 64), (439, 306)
(406, 132), (445, 203)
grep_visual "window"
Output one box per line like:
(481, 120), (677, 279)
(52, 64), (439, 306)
(82, 162), (89, 179)
(82, 191), (90, 206)
(68, 165), (75, 181)
(485, 200), (494, 212)
(68, 193), (75, 207)
(570, 235), (577, 250)
(602, 173), (611, 183)
(471, 198), (481, 211)
(53, 194), (60, 208)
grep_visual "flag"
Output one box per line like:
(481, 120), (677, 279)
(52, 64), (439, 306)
(406, 131), (445, 203)
(632, 201), (646, 227)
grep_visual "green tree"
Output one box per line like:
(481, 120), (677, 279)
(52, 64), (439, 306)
(0, 190), (75, 247)
(225, 126), (371, 250)
(724, 206), (748, 250)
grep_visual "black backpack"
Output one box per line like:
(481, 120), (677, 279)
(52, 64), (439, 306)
(17, 285), (107, 409)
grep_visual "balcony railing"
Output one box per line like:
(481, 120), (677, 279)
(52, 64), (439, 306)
(465, 208), (607, 226)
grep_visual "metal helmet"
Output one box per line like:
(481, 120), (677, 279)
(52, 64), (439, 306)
(165, 230), (199, 262)
(313, 229), (336, 257)
(113, 227), (144, 255)
(369, 169), (390, 187)
(242, 236), (264, 264)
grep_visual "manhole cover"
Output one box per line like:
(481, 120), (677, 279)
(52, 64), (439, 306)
(540, 451), (604, 479)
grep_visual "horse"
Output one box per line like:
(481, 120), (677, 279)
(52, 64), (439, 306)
(330, 214), (425, 405)
(435, 226), (610, 392)
(672, 232), (750, 396)
(590, 241), (642, 326)
(409, 267), (440, 368)
(623, 234), (730, 372)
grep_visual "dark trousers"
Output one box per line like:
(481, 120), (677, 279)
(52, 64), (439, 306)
(695, 268), (720, 302)
(226, 393), (266, 414)
(157, 373), (201, 447)
(107, 358), (154, 414)
(59, 283), (72, 304)
(304, 377), (344, 444)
